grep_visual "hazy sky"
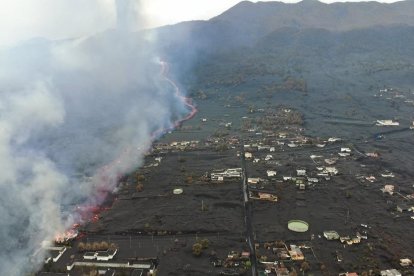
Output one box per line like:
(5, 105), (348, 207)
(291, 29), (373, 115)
(0, 0), (403, 46)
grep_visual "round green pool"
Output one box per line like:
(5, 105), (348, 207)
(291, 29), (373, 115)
(287, 220), (309, 233)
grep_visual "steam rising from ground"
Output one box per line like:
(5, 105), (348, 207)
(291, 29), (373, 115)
(0, 1), (186, 274)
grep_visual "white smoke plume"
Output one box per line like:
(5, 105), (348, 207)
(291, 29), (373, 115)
(0, 0), (187, 274)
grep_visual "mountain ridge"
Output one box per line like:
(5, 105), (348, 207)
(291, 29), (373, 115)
(212, 0), (414, 33)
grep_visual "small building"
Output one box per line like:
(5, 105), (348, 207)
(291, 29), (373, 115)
(381, 171), (395, 178)
(257, 192), (278, 202)
(341, 148), (352, 153)
(400, 258), (412, 267)
(325, 167), (338, 175)
(288, 245), (304, 261)
(380, 269), (402, 276)
(248, 178), (261, 185)
(381, 185), (395, 195)
(267, 170), (277, 177)
(352, 237), (361, 244)
(245, 152), (253, 159)
(155, 157), (162, 163)
(396, 203), (410, 213)
(376, 120), (400, 126)
(296, 169), (306, 176)
(227, 251), (240, 259)
(366, 152), (379, 158)
(307, 177), (319, 183)
(328, 137), (341, 142)
(365, 176), (376, 182)
(241, 252), (250, 260)
(96, 249), (117, 261)
(83, 252), (97, 260)
(323, 231), (340, 240)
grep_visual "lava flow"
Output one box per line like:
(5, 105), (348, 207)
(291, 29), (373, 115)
(152, 60), (198, 137)
(55, 60), (198, 243)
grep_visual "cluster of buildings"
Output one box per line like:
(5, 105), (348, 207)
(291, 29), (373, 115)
(255, 241), (310, 275)
(37, 240), (158, 276)
(153, 140), (200, 152)
(323, 230), (367, 246)
(210, 168), (242, 182)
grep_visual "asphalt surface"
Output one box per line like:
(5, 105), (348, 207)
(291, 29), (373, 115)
(241, 144), (258, 276)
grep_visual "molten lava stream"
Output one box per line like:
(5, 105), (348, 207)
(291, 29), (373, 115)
(56, 60), (197, 242)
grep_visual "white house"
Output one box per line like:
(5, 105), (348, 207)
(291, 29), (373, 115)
(325, 167), (338, 175)
(328, 137), (341, 142)
(380, 269), (402, 276)
(307, 177), (319, 183)
(376, 120), (399, 126)
(381, 185), (395, 195)
(296, 169), (306, 176)
(245, 152), (253, 159)
(96, 249), (118, 261)
(83, 252), (98, 260)
(267, 170), (277, 177)
(248, 178), (261, 184)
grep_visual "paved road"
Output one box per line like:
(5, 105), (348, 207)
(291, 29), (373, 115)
(240, 144), (258, 276)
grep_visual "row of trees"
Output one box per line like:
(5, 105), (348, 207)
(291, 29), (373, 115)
(77, 241), (117, 252)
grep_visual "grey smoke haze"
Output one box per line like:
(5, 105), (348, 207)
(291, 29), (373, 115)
(0, 0), (187, 274)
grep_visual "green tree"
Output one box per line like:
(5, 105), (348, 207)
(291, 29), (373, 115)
(192, 243), (203, 256)
(200, 238), (210, 249)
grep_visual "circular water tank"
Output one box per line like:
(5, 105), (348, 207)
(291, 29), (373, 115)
(173, 188), (183, 195)
(287, 220), (309, 233)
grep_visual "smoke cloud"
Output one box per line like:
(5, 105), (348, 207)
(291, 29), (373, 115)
(0, 0), (187, 274)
